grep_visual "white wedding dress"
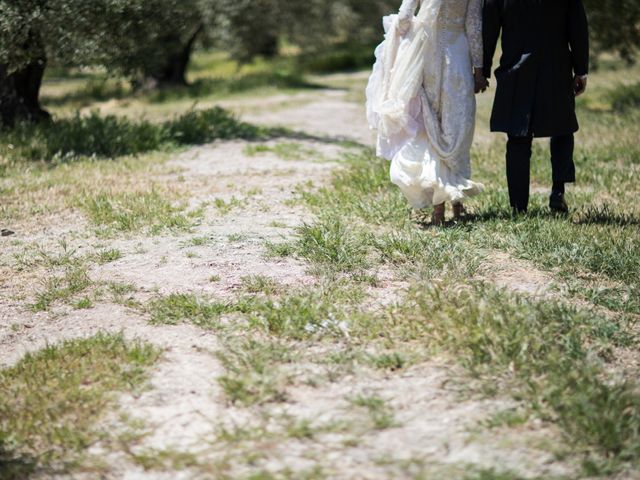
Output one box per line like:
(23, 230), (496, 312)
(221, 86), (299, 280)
(366, 0), (484, 208)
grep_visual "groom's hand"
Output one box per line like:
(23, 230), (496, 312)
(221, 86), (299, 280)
(474, 68), (489, 94)
(574, 75), (588, 96)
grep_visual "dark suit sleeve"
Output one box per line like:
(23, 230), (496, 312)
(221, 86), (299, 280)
(482, 0), (502, 77)
(568, 0), (589, 76)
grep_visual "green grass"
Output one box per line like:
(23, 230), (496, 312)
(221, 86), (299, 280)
(240, 275), (281, 295)
(214, 196), (246, 215)
(0, 333), (160, 477)
(32, 265), (92, 312)
(77, 189), (200, 234)
(244, 142), (322, 162)
(217, 338), (293, 406)
(147, 293), (232, 328)
(95, 248), (123, 264)
(0, 107), (278, 164)
(349, 394), (397, 430)
(367, 352), (408, 372)
(254, 92), (639, 473)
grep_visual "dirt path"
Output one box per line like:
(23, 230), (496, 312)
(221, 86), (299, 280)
(0, 78), (573, 479)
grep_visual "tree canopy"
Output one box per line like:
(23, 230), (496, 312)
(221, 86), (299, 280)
(0, 0), (638, 127)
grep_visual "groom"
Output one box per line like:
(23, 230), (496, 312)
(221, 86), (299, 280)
(482, 0), (590, 213)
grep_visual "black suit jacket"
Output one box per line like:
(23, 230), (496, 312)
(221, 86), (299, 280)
(483, 0), (589, 137)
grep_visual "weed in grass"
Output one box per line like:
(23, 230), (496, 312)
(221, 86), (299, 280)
(368, 352), (407, 372)
(295, 215), (370, 273)
(32, 266), (92, 312)
(96, 248), (123, 264)
(77, 189), (196, 234)
(216, 338), (292, 406)
(73, 297), (94, 310)
(189, 236), (210, 246)
(214, 197), (245, 215)
(0, 333), (160, 474)
(463, 469), (529, 480)
(227, 233), (247, 242)
(298, 150), (410, 227)
(349, 394), (396, 430)
(244, 142), (322, 162)
(127, 447), (200, 471)
(269, 221), (288, 228)
(264, 240), (297, 258)
(106, 282), (138, 307)
(243, 285), (360, 340)
(483, 408), (529, 429)
(240, 275), (281, 295)
(147, 293), (231, 328)
(283, 418), (316, 440)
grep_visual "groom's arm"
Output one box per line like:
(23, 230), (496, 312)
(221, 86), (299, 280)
(482, 0), (502, 78)
(568, 0), (589, 77)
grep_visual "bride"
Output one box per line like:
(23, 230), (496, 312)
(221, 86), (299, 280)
(366, 0), (488, 224)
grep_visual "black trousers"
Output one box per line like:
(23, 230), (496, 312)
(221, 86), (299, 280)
(506, 134), (576, 212)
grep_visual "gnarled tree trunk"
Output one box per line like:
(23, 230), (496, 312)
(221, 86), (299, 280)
(0, 57), (49, 128)
(154, 24), (203, 86)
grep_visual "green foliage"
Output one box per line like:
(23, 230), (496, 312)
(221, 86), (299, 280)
(0, 333), (160, 475)
(0, 107), (271, 162)
(165, 107), (264, 145)
(0, 0), (207, 76)
(584, 0), (640, 62)
(607, 82), (640, 112)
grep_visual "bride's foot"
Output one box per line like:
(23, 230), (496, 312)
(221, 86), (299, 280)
(452, 202), (465, 220)
(432, 203), (445, 226)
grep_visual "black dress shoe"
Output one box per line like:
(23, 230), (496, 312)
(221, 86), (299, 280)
(549, 192), (569, 213)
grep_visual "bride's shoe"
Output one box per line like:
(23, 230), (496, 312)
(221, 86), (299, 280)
(452, 202), (465, 220)
(432, 203), (445, 226)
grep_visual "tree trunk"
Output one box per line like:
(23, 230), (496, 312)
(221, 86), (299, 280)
(0, 57), (49, 128)
(258, 35), (279, 58)
(155, 24), (203, 86)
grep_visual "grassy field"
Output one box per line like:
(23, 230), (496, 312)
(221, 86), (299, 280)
(0, 51), (639, 479)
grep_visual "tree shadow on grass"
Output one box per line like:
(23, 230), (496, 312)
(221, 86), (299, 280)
(148, 71), (328, 104)
(572, 205), (640, 227)
(446, 204), (640, 229)
(42, 71), (329, 110)
(41, 80), (130, 108)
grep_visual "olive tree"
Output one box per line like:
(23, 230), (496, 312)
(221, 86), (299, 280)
(0, 0), (210, 127)
(212, 0), (396, 63)
(583, 0), (640, 64)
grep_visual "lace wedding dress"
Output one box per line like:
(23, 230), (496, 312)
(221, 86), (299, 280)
(366, 0), (484, 208)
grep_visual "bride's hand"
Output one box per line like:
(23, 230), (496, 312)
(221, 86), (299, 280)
(474, 69), (489, 94)
(397, 18), (411, 36)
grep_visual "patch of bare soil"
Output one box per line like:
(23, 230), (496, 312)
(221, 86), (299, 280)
(479, 251), (556, 297)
